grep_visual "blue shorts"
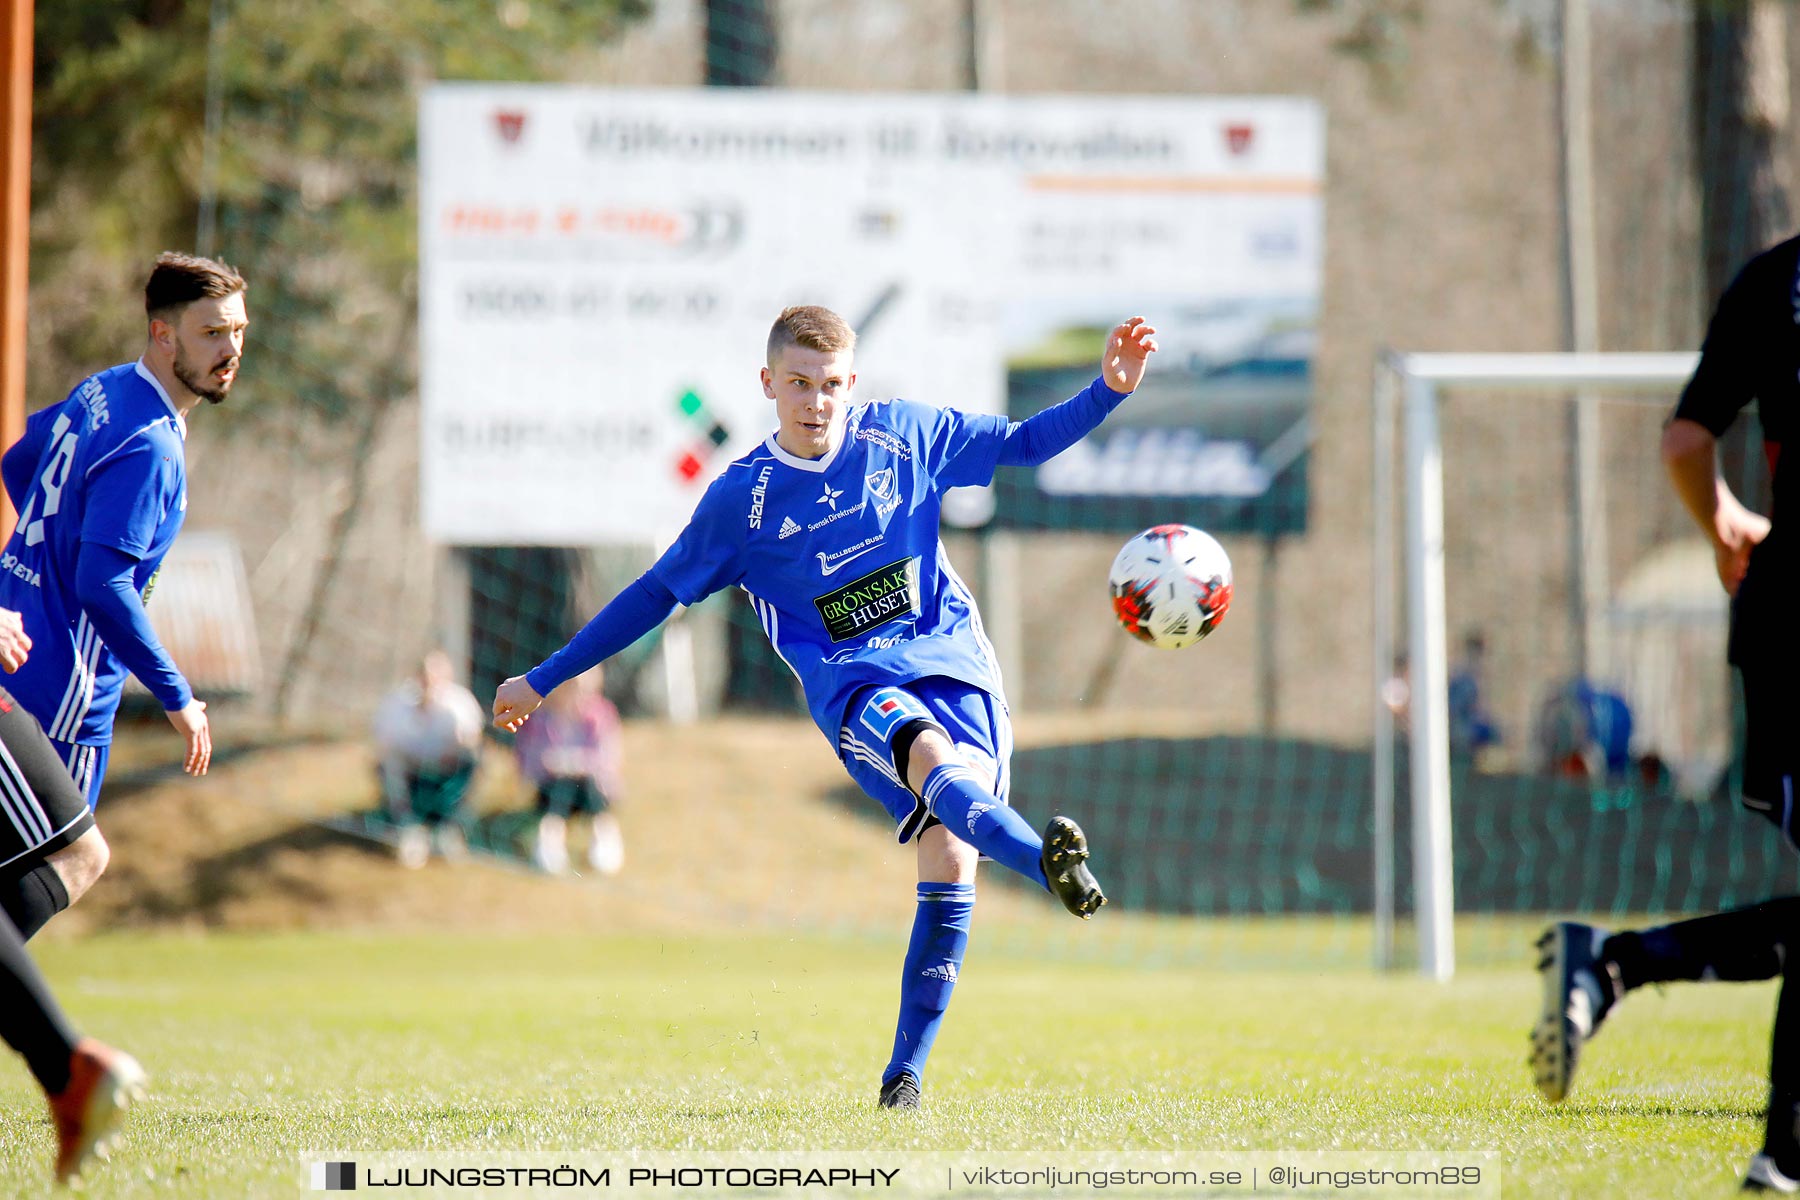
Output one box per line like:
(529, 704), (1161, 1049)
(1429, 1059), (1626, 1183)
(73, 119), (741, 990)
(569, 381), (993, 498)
(837, 676), (1013, 844)
(48, 739), (109, 812)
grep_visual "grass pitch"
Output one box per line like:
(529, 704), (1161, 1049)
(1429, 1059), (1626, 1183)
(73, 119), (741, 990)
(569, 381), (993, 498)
(0, 928), (1778, 1197)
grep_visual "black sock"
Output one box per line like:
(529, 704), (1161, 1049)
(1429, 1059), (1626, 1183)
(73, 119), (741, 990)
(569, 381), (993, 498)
(0, 864), (71, 942)
(1766, 942), (1800, 1172)
(0, 912), (76, 1093)
(1603, 896), (1800, 991)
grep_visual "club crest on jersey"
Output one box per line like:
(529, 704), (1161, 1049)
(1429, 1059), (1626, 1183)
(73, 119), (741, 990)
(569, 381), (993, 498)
(859, 686), (929, 741)
(866, 468), (901, 518)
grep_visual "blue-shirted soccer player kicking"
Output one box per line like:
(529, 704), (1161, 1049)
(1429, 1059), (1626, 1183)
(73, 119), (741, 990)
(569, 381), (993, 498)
(0, 252), (237, 940)
(494, 306), (1157, 1109)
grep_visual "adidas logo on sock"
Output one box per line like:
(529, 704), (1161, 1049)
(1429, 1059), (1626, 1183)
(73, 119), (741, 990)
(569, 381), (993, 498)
(920, 963), (958, 982)
(778, 516), (802, 539)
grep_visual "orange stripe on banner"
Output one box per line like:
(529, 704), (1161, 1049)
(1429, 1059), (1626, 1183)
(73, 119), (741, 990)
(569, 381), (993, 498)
(1025, 175), (1321, 195)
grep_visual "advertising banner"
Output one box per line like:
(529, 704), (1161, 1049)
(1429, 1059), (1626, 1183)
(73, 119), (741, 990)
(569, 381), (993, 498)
(419, 87), (1322, 543)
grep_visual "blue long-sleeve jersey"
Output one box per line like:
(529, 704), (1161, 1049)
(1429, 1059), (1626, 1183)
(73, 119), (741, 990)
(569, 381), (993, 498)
(529, 377), (1130, 741)
(0, 361), (192, 744)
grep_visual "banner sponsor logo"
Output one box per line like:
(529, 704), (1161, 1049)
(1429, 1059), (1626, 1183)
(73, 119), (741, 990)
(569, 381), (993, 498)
(494, 110), (526, 145)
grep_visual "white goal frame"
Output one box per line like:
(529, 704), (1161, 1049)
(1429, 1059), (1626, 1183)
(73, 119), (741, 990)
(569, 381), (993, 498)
(1371, 351), (1700, 980)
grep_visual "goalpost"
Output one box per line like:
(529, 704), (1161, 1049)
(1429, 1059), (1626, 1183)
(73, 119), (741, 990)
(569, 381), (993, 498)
(1372, 351), (1700, 981)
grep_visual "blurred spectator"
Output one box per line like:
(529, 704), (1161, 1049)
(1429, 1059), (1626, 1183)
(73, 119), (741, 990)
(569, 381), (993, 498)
(514, 668), (625, 876)
(372, 650), (485, 868)
(1535, 678), (1636, 784)
(1448, 631), (1502, 763)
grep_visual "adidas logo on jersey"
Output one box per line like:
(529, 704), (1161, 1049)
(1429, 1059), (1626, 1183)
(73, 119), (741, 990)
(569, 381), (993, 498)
(919, 963), (958, 982)
(778, 516), (801, 539)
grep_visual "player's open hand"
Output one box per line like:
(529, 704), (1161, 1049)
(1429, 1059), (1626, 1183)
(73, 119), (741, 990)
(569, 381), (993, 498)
(168, 699), (211, 776)
(493, 675), (545, 732)
(0, 608), (32, 673)
(1102, 317), (1158, 394)
(1714, 500), (1771, 596)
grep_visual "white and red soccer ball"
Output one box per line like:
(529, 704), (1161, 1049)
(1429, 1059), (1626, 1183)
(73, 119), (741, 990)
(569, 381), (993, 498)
(1108, 524), (1233, 650)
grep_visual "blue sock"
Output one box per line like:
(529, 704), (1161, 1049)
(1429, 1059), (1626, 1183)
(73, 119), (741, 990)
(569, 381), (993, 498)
(885, 882), (974, 1085)
(919, 763), (1047, 889)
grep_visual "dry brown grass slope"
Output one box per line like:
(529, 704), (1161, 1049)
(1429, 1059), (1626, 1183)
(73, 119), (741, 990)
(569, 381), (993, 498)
(43, 716), (1088, 939)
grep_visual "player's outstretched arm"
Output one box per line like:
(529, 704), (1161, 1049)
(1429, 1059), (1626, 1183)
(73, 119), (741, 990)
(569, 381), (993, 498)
(492, 676), (544, 733)
(492, 573), (680, 731)
(1101, 316), (1158, 394)
(993, 317), (1159, 469)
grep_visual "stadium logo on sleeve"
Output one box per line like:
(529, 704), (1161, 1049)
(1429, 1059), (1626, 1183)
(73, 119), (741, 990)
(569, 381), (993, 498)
(748, 465), (773, 528)
(859, 686), (930, 741)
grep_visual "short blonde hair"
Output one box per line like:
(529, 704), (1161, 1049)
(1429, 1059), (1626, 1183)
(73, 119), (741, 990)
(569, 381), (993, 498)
(767, 305), (856, 363)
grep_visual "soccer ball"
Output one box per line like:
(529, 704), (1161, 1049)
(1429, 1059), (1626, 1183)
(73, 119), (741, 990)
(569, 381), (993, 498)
(1108, 524), (1233, 649)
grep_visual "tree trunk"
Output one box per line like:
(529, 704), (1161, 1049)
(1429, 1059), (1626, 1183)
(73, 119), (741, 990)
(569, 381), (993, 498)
(704, 0), (778, 86)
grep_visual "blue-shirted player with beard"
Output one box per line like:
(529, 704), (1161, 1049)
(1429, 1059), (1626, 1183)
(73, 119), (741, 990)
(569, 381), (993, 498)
(494, 305), (1156, 1110)
(0, 252), (236, 942)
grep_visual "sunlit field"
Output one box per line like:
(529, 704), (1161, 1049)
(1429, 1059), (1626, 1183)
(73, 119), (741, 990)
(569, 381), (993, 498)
(0, 928), (1777, 1198)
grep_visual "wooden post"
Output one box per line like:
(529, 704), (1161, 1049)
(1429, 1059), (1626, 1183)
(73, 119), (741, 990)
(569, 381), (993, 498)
(0, 0), (32, 535)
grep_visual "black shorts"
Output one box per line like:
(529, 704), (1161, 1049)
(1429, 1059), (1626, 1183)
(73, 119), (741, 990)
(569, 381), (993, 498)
(0, 688), (95, 874)
(1731, 559), (1800, 831)
(1739, 653), (1800, 842)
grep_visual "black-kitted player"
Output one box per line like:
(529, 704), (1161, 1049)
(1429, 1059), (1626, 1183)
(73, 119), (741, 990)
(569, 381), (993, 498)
(1532, 233), (1800, 1193)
